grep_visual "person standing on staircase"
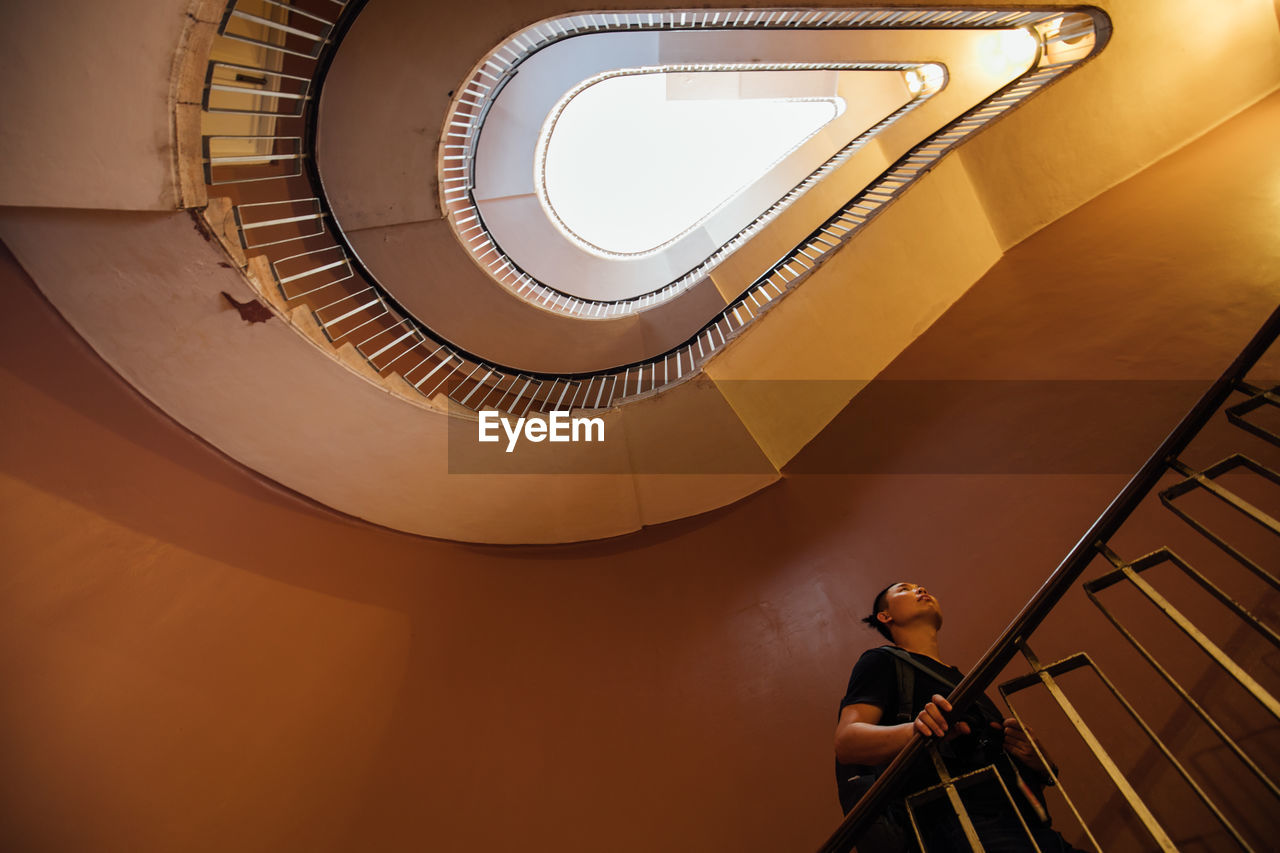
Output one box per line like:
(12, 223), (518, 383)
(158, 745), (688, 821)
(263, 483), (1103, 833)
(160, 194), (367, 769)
(834, 582), (1084, 852)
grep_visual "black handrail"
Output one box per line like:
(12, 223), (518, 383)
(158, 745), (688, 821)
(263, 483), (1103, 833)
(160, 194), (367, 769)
(299, 2), (1110, 384)
(817, 302), (1280, 853)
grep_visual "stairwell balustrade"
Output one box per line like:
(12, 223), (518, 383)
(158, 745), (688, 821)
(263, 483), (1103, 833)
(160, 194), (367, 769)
(195, 1), (1107, 416)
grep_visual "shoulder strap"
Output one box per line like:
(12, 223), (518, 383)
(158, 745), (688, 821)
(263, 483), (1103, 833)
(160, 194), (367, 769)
(891, 654), (915, 725)
(878, 645), (960, 691)
(879, 645), (1005, 724)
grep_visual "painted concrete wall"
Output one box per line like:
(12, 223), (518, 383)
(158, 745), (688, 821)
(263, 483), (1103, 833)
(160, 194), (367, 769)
(0, 0), (197, 210)
(706, 0), (1280, 467)
(2, 88), (1277, 853)
(0, 205), (779, 543)
(962, 0), (1280, 249)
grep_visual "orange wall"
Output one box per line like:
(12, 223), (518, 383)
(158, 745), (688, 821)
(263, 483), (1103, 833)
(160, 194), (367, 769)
(2, 94), (1279, 853)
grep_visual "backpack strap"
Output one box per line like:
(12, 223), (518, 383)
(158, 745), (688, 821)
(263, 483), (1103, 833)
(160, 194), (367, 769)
(879, 645), (960, 691)
(880, 644), (1006, 736)
(878, 646), (1004, 721)
(891, 653), (915, 725)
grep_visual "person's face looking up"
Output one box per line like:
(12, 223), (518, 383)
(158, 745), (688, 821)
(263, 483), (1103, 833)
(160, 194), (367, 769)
(876, 582), (942, 633)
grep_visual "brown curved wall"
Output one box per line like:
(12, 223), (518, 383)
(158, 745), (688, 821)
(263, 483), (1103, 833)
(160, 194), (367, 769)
(2, 86), (1279, 853)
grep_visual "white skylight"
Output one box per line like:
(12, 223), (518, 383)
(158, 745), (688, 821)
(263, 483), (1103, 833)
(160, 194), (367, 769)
(539, 72), (844, 256)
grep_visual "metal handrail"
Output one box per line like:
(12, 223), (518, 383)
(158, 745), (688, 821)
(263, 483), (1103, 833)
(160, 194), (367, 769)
(441, 7), (1109, 319)
(197, 3), (1108, 414)
(817, 303), (1280, 853)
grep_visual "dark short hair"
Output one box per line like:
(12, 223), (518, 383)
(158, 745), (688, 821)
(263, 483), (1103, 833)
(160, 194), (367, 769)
(861, 583), (897, 642)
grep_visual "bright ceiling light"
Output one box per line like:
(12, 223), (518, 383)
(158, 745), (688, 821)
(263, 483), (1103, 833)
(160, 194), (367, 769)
(977, 28), (1041, 78)
(920, 63), (947, 95)
(902, 64), (945, 96)
(903, 67), (924, 95)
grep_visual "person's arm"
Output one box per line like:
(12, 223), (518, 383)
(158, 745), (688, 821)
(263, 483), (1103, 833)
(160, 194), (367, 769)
(834, 694), (970, 766)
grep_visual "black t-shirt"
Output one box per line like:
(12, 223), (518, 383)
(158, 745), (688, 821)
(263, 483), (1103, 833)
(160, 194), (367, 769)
(840, 646), (967, 720)
(836, 646), (1013, 816)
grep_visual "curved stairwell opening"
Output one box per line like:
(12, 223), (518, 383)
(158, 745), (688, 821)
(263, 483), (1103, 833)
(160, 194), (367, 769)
(1, 0), (1276, 544)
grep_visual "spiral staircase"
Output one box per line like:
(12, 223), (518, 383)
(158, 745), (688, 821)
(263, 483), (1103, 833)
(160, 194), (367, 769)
(0, 0), (1275, 544)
